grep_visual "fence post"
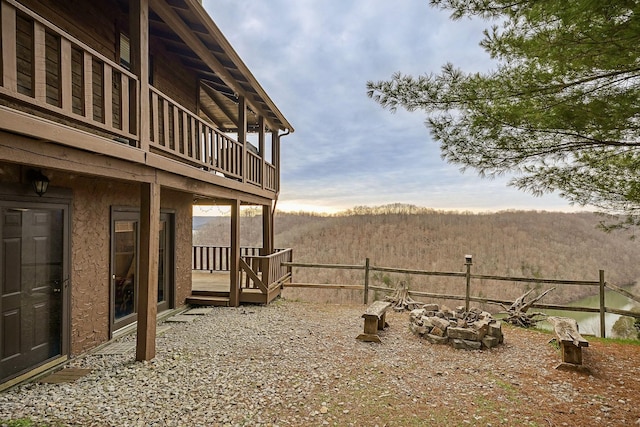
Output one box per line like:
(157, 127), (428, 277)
(599, 269), (605, 338)
(364, 257), (370, 305)
(464, 255), (473, 312)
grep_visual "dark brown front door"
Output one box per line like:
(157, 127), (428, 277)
(1, 205), (67, 383)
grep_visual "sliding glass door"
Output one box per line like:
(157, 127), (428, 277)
(111, 210), (173, 332)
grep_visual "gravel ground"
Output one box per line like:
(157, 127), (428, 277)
(1, 300), (639, 426)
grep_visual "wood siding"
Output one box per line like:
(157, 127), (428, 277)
(0, 0), (281, 195)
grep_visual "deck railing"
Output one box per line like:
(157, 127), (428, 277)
(242, 248), (293, 292)
(0, 0), (138, 144)
(0, 0), (279, 192)
(192, 246), (262, 271)
(246, 150), (262, 186)
(192, 245), (292, 294)
(149, 87), (244, 179)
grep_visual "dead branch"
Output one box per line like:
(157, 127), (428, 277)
(502, 288), (555, 328)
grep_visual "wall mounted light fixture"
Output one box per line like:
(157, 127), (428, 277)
(30, 170), (49, 196)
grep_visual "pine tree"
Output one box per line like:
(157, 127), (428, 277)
(367, 0), (640, 226)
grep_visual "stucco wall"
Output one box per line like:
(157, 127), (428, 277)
(0, 164), (193, 356)
(69, 176), (117, 354)
(160, 188), (193, 308)
(69, 181), (193, 355)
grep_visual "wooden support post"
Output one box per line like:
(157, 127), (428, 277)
(229, 199), (241, 307)
(238, 96), (247, 183)
(275, 133), (280, 192)
(103, 64), (113, 128)
(599, 269), (605, 338)
(259, 116), (266, 189)
(60, 39), (72, 113)
(262, 204), (273, 256)
(364, 258), (370, 305)
(464, 255), (472, 313)
(130, 0), (149, 149)
(83, 52), (93, 120)
(33, 22), (46, 103)
(136, 181), (160, 361)
(1, 2), (17, 92)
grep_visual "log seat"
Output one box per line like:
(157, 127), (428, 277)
(548, 316), (589, 366)
(356, 300), (392, 343)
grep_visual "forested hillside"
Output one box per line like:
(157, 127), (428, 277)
(193, 206), (640, 305)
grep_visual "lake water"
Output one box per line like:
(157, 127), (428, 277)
(537, 290), (639, 337)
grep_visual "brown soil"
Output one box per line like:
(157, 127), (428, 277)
(279, 305), (640, 427)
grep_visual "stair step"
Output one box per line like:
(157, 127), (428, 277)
(191, 290), (229, 298)
(186, 295), (230, 307)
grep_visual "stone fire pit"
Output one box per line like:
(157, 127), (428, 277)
(409, 304), (504, 350)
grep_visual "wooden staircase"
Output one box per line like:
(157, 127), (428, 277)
(186, 290), (230, 307)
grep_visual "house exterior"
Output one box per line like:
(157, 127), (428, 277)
(0, 0), (293, 389)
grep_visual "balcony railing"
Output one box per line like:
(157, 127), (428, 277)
(0, 0), (278, 193)
(0, 0), (138, 144)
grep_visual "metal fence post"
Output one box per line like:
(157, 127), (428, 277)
(599, 269), (606, 338)
(364, 257), (370, 305)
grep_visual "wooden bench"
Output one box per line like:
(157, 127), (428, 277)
(356, 301), (392, 343)
(548, 316), (589, 367)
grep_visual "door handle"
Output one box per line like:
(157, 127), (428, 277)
(52, 278), (69, 293)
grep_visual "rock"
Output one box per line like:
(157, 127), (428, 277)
(447, 327), (479, 341)
(451, 339), (481, 350)
(463, 340), (482, 350)
(421, 316), (434, 328)
(451, 339), (466, 349)
(488, 321), (503, 342)
(422, 303), (439, 312)
(410, 309), (427, 323)
(424, 334), (449, 345)
(482, 336), (499, 349)
(471, 320), (489, 340)
(410, 323), (429, 336)
(430, 326), (446, 337)
(428, 317), (450, 331)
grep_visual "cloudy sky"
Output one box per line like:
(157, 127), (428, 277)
(202, 0), (588, 214)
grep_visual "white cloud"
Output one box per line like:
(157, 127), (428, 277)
(203, 1), (585, 214)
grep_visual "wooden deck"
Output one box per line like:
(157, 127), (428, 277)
(189, 271), (279, 306)
(192, 271), (230, 293)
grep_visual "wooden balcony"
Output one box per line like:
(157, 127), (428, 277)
(190, 246), (293, 305)
(0, 0), (279, 195)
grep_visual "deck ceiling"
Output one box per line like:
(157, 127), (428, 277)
(116, 0), (292, 134)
